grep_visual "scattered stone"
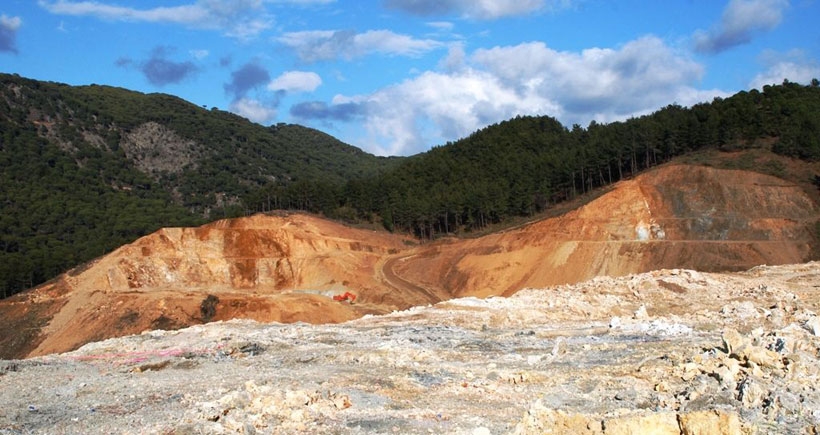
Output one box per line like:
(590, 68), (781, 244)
(603, 412), (679, 435)
(737, 376), (767, 407)
(733, 345), (783, 370)
(678, 410), (741, 435)
(634, 305), (649, 320)
(514, 403), (600, 435)
(4, 263), (820, 433)
(805, 316), (820, 337)
(722, 328), (749, 356)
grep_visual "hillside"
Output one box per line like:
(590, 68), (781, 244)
(251, 81), (820, 240)
(1, 162), (816, 360)
(398, 163), (817, 299)
(0, 73), (399, 298)
(2, 75), (819, 305)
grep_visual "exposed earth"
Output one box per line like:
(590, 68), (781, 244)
(3, 262), (820, 433)
(1, 163), (817, 360)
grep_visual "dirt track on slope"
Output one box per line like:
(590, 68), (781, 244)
(381, 254), (442, 305)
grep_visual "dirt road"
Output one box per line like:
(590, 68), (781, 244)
(380, 253), (443, 305)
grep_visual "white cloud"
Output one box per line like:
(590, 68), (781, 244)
(694, 0), (789, 53)
(473, 36), (706, 120)
(342, 68), (557, 155)
(0, 15), (22, 31)
(38, 0), (272, 39)
(278, 29), (443, 62)
(268, 71), (322, 93)
(749, 50), (820, 89)
(384, 0), (578, 19)
(0, 14), (22, 53)
(230, 98), (277, 123)
(308, 36), (723, 156)
(438, 43), (467, 72)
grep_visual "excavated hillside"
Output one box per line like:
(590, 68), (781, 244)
(1, 163), (817, 360)
(400, 164), (818, 298)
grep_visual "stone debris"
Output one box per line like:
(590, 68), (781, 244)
(2, 262), (820, 434)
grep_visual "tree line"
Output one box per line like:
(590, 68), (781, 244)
(243, 80), (820, 239)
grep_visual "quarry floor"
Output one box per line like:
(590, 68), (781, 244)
(3, 262), (820, 434)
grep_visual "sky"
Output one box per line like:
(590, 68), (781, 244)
(0, 1), (819, 156)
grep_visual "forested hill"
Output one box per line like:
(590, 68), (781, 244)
(2, 74), (819, 299)
(0, 73), (398, 298)
(244, 79), (820, 238)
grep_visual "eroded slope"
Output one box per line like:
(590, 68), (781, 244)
(0, 214), (415, 359)
(397, 164), (816, 298)
(1, 164), (817, 359)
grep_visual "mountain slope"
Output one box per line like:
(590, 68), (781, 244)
(2, 163), (816, 360)
(0, 73), (399, 298)
(396, 164), (816, 299)
(2, 75), (819, 304)
(317, 81), (820, 239)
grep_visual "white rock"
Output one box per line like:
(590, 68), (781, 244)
(634, 305), (649, 320)
(805, 316), (820, 336)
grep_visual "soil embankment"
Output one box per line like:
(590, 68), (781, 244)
(1, 164), (817, 359)
(397, 165), (816, 298)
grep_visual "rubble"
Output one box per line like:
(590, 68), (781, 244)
(3, 262), (820, 434)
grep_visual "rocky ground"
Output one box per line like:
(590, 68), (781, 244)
(3, 262), (820, 434)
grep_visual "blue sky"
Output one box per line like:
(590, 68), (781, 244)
(1, 0), (818, 156)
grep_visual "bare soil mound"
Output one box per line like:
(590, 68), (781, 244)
(0, 214), (415, 359)
(1, 164), (817, 359)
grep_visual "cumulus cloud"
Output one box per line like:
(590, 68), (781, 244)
(383, 0), (574, 19)
(117, 46), (199, 87)
(268, 71), (322, 93)
(230, 97), (277, 123)
(38, 0), (272, 39)
(225, 62), (271, 100)
(472, 36), (705, 118)
(295, 36), (721, 156)
(349, 69), (554, 155)
(222, 67), (322, 125)
(0, 15), (22, 54)
(278, 29), (443, 62)
(694, 0), (789, 54)
(749, 50), (820, 89)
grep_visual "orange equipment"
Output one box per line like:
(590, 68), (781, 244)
(333, 292), (357, 303)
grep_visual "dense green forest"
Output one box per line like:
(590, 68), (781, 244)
(246, 79), (820, 238)
(1, 73), (819, 299)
